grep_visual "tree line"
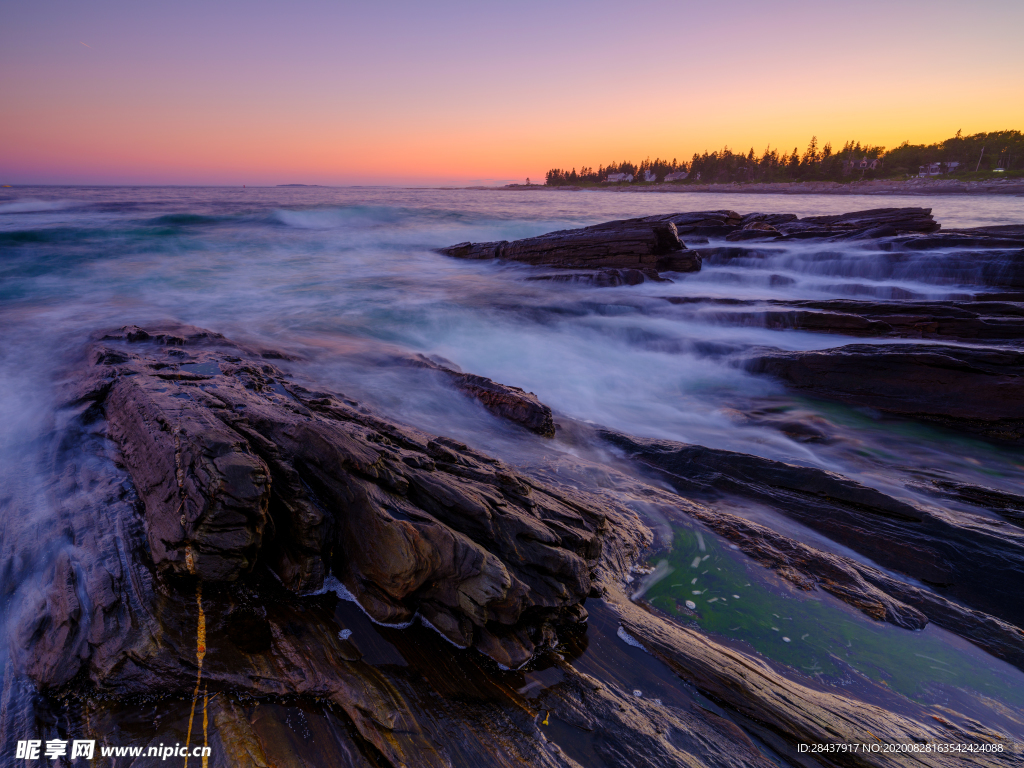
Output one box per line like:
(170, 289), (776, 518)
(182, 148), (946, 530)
(543, 130), (1023, 185)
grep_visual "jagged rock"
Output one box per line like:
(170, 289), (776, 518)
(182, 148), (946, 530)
(599, 429), (1024, 628)
(747, 343), (1024, 442)
(785, 206), (940, 237)
(14, 336), (1023, 766)
(526, 267), (670, 287)
(81, 325), (607, 665)
(758, 299), (1024, 341)
(10, 325), (800, 768)
(438, 218), (701, 273)
(909, 476), (1024, 526)
(725, 223), (781, 241)
(105, 368), (273, 582)
(407, 354), (556, 437)
(438, 208), (951, 282)
(667, 298), (1024, 342)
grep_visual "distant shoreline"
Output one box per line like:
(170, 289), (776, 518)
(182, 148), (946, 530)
(492, 178), (1024, 196)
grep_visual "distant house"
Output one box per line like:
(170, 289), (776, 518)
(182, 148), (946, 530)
(663, 171), (689, 182)
(643, 170), (656, 182)
(605, 172), (634, 182)
(843, 156), (882, 174)
(918, 161), (960, 177)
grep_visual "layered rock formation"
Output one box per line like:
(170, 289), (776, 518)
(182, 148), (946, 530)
(600, 430), (1024, 630)
(406, 353), (556, 437)
(747, 343), (1024, 443)
(76, 325), (604, 665)
(436, 207), (975, 283)
(438, 208), (1024, 294)
(438, 218), (701, 273)
(10, 323), (1022, 767)
(11, 204), (1024, 766)
(733, 299), (1024, 341)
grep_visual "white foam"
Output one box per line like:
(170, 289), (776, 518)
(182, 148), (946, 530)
(418, 614), (470, 649)
(616, 626), (649, 653)
(316, 575), (415, 628)
(0, 198), (75, 214)
(496, 656), (535, 672)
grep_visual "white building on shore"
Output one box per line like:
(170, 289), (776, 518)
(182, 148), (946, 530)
(605, 172), (633, 182)
(918, 161), (960, 177)
(664, 171), (689, 182)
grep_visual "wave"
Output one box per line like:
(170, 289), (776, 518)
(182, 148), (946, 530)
(0, 228), (104, 245)
(270, 205), (409, 230)
(265, 203), (549, 231)
(0, 198), (78, 214)
(145, 213), (233, 226)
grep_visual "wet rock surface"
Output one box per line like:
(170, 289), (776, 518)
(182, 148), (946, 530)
(662, 297), (1024, 342)
(612, 590), (1017, 768)
(406, 353), (557, 437)
(908, 475), (1024, 526)
(679, 502), (1024, 670)
(4, 325), (815, 768)
(75, 325), (603, 663)
(746, 344), (1024, 443)
(438, 207), (1024, 298)
(9, 201), (1024, 767)
(526, 266), (671, 287)
(12, 323), (1023, 766)
(438, 217), (701, 273)
(599, 429), (1024, 630)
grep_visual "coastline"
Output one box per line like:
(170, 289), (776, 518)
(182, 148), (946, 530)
(493, 177), (1024, 195)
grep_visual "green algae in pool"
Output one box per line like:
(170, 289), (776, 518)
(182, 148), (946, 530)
(639, 525), (1024, 708)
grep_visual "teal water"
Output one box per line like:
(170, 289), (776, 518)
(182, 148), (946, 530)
(640, 524), (1024, 711)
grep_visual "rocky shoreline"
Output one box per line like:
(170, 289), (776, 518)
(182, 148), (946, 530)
(7, 205), (1024, 767)
(13, 319), (1022, 766)
(493, 178), (1024, 195)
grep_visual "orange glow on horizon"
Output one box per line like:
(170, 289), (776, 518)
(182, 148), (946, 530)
(2, 0), (1022, 185)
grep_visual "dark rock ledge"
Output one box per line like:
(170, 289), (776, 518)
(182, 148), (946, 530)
(436, 207), (962, 283)
(600, 429), (1024, 631)
(548, 442), (1024, 674)
(75, 324), (604, 667)
(438, 218), (701, 274)
(746, 343), (1024, 443)
(12, 325), (1018, 766)
(406, 353), (556, 436)
(661, 297), (1024, 343)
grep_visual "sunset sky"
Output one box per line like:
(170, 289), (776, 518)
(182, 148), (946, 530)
(2, 0), (1022, 185)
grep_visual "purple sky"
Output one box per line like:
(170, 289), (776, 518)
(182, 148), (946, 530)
(2, 0), (1022, 184)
